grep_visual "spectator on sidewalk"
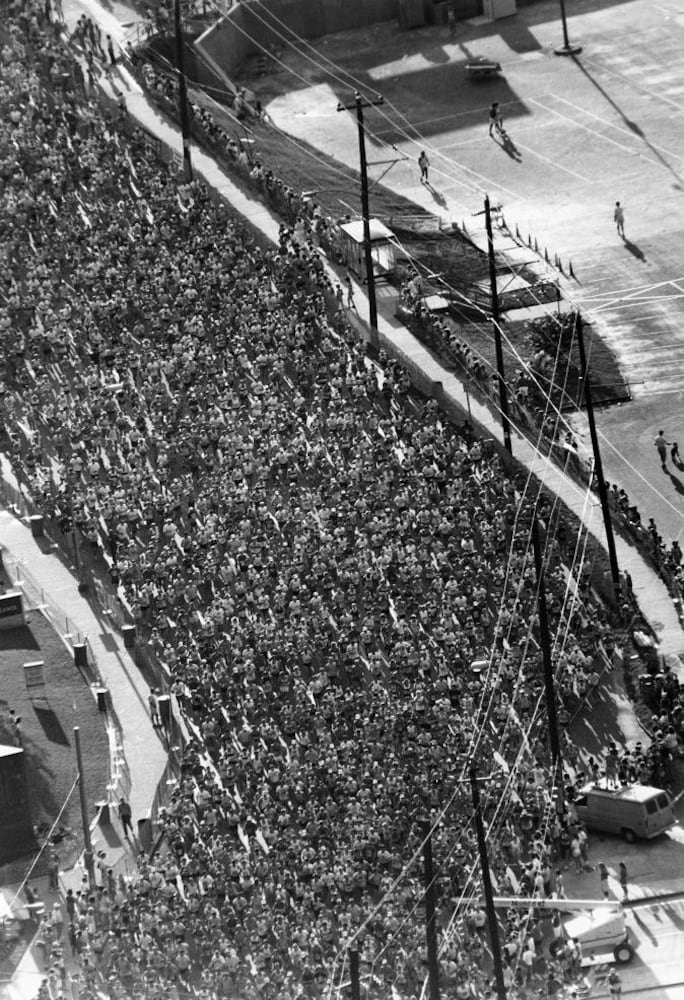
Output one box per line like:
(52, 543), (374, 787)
(148, 687), (161, 727)
(118, 797), (134, 839)
(619, 861), (629, 901)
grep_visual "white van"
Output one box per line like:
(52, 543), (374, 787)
(574, 784), (675, 842)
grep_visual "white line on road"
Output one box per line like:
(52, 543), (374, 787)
(529, 96), (664, 169)
(511, 141), (593, 183)
(580, 277), (684, 301)
(578, 53), (684, 114)
(594, 293), (684, 313)
(550, 93), (684, 166)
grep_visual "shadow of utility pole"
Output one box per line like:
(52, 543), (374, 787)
(572, 56), (684, 190)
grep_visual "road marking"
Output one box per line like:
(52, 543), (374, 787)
(580, 277), (684, 301)
(579, 52), (684, 113)
(550, 93), (684, 166)
(594, 293), (684, 313)
(499, 141), (593, 183)
(594, 294), (684, 312)
(529, 97), (663, 168)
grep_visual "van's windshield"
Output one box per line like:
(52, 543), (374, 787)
(656, 793), (670, 810)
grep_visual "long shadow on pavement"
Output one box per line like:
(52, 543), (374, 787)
(572, 57), (684, 190)
(664, 469), (684, 497)
(623, 238), (647, 262)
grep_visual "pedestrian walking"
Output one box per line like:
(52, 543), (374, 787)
(345, 273), (355, 309)
(614, 201), (625, 238)
(671, 441), (680, 465)
(488, 102), (503, 137)
(106, 34), (117, 65)
(47, 850), (59, 891)
(577, 826), (591, 869)
(447, 2), (457, 40)
(521, 941), (535, 984)
(447, 3), (457, 39)
(118, 796), (134, 838)
(570, 834), (583, 874)
(148, 687), (160, 727)
(598, 862), (610, 900)
(654, 429), (670, 467)
(618, 861), (628, 901)
(571, 937), (582, 978)
(418, 150), (430, 184)
(554, 870), (567, 899)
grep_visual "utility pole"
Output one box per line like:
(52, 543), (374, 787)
(66, 467), (85, 592)
(484, 195), (512, 455)
(349, 949), (361, 1000)
(554, 0), (582, 55)
(420, 819), (441, 1000)
(74, 726), (96, 890)
(531, 516), (564, 812)
(337, 92), (385, 351)
(575, 312), (621, 608)
(469, 769), (507, 1000)
(174, 0), (193, 181)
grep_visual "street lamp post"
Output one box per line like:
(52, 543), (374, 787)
(554, 0), (582, 56)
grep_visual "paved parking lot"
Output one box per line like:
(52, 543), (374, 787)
(266, 0), (684, 543)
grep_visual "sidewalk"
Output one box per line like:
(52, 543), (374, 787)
(66, 0), (684, 667)
(63, 0), (282, 245)
(370, 306), (684, 662)
(0, 511), (167, 1000)
(0, 510), (167, 831)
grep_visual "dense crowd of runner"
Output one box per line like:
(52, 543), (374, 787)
(1, 3), (680, 1000)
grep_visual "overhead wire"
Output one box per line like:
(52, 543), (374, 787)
(205, 0), (604, 471)
(180, 5), (624, 992)
(231, 0), (622, 454)
(231, 6), (684, 534)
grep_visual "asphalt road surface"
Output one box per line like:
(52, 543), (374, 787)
(266, 0), (684, 547)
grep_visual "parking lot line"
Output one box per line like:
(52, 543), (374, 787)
(550, 93), (684, 166)
(529, 97), (659, 166)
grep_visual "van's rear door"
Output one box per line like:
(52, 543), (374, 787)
(645, 792), (675, 837)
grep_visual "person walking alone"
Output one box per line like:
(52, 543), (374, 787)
(148, 687), (161, 727)
(655, 429), (670, 468)
(118, 797), (134, 839)
(345, 273), (355, 310)
(418, 151), (430, 184)
(447, 3), (457, 41)
(614, 201), (625, 238)
(598, 862), (611, 900)
(489, 102), (503, 137)
(106, 34), (117, 66)
(618, 861), (629, 901)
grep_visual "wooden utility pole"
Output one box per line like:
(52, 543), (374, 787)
(349, 949), (360, 1000)
(337, 92), (385, 350)
(74, 726), (96, 889)
(421, 819), (441, 1000)
(531, 516), (565, 814)
(174, 0), (193, 181)
(575, 312), (621, 607)
(470, 768), (507, 1000)
(484, 195), (512, 454)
